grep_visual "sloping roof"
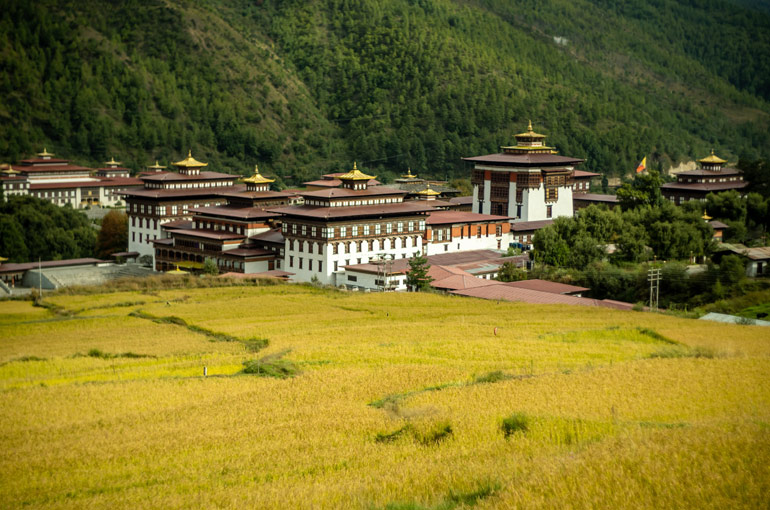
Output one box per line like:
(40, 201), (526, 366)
(188, 206), (279, 220)
(573, 193), (619, 203)
(451, 285), (634, 309)
(449, 196), (473, 205)
(141, 171), (234, 182)
(431, 274), (503, 291)
(0, 258), (104, 274)
(269, 201), (435, 220)
(250, 229), (284, 244)
(504, 279), (589, 295)
(511, 219), (554, 232)
(119, 185), (245, 199)
(573, 170), (601, 178)
(462, 153), (583, 166)
(300, 186), (404, 199)
(708, 220), (730, 229)
(661, 181), (748, 192)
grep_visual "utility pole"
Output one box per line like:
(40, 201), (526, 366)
(648, 267), (661, 311)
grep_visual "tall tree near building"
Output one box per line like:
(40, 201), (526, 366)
(96, 210), (128, 259)
(406, 251), (433, 292)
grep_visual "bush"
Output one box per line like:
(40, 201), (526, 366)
(501, 412), (529, 438)
(413, 420), (453, 446)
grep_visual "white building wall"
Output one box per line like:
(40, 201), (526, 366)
(341, 270), (408, 291)
(472, 185), (480, 214)
(243, 260), (271, 273)
(285, 235), (424, 285)
(128, 216), (163, 258)
(425, 230), (512, 256)
(553, 185), (573, 218)
(482, 178), (491, 214)
(508, 181), (517, 219)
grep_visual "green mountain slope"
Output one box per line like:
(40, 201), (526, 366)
(1, 0), (768, 184)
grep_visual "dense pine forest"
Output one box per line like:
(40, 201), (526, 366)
(1, 0), (769, 186)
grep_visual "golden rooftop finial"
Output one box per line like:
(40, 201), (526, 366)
(528, 119), (533, 131)
(243, 164), (275, 184)
(339, 161), (376, 181)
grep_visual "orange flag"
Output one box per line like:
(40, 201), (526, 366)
(635, 156), (647, 173)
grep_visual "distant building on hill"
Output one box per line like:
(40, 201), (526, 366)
(463, 121), (584, 221)
(661, 150), (747, 205)
(0, 149), (142, 208)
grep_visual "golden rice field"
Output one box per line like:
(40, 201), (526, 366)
(1, 283), (769, 509)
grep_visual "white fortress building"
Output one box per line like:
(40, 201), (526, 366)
(463, 121), (583, 222)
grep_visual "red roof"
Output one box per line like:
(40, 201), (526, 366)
(0, 258), (104, 274)
(303, 178), (381, 188)
(269, 201), (436, 220)
(300, 186), (405, 199)
(250, 229), (284, 244)
(427, 210), (509, 225)
(462, 153), (583, 166)
(120, 185), (245, 199)
(431, 274), (503, 291)
(221, 248), (275, 258)
(661, 182), (748, 192)
(504, 279), (588, 295)
(18, 165), (92, 173)
(451, 285), (633, 309)
(173, 230), (244, 241)
(449, 196), (473, 205)
(188, 206), (279, 220)
(573, 170), (601, 178)
(675, 167), (741, 177)
(511, 219), (554, 232)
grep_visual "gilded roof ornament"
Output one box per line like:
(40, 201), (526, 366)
(702, 210), (713, 221)
(402, 167), (417, 179)
(37, 147), (54, 157)
(338, 161), (376, 181)
(105, 156), (122, 166)
(698, 149), (727, 165)
(173, 150), (208, 168)
(147, 160), (167, 170)
(417, 185), (441, 196)
(1, 165), (20, 175)
(243, 164), (275, 184)
(515, 120), (546, 138)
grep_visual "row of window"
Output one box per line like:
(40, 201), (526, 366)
(284, 220), (426, 239)
(129, 201), (224, 216)
(304, 197), (402, 207)
(290, 236), (422, 255)
(145, 180), (232, 190)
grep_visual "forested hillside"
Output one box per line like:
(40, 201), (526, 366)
(1, 0), (769, 185)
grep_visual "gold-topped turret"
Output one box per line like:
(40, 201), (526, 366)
(502, 120), (556, 154)
(338, 162), (376, 181)
(173, 150), (208, 168)
(401, 168), (418, 179)
(147, 160), (167, 171)
(1, 165), (20, 175)
(243, 165), (275, 184)
(698, 149), (727, 165)
(702, 210), (713, 221)
(515, 120), (547, 139)
(105, 157), (122, 167)
(417, 185), (441, 197)
(37, 148), (54, 158)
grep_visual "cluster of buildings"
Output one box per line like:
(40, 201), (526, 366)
(118, 123), (603, 289)
(0, 150), (142, 207)
(2, 122), (753, 293)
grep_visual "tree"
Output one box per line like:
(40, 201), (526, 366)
(616, 170), (664, 211)
(405, 251), (433, 291)
(96, 210), (128, 259)
(202, 258), (219, 276)
(496, 261), (526, 282)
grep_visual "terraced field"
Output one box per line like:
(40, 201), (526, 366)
(1, 284), (768, 509)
